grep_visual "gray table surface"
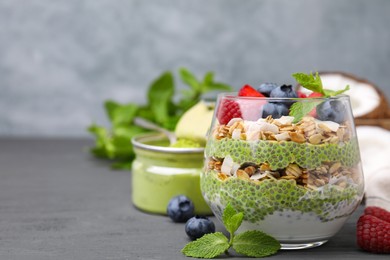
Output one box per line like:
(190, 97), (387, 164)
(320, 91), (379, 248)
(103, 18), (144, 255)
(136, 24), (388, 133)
(0, 138), (387, 260)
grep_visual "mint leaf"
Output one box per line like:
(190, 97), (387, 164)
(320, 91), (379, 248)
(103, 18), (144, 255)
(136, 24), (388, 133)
(289, 100), (321, 123)
(202, 72), (214, 86)
(206, 82), (232, 91)
(179, 67), (200, 91)
(222, 203), (237, 227)
(323, 85), (350, 96)
(88, 124), (112, 157)
(226, 212), (244, 235)
(232, 230), (281, 258)
(113, 125), (146, 139)
(104, 100), (120, 121)
(104, 101), (138, 126)
(292, 72), (325, 95)
(147, 72), (174, 125)
(111, 161), (132, 170)
(181, 232), (230, 259)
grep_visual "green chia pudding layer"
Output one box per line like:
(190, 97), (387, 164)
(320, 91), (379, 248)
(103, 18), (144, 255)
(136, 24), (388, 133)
(202, 116), (364, 238)
(201, 170), (360, 223)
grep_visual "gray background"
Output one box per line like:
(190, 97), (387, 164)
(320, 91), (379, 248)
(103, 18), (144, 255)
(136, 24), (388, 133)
(1, 0), (389, 137)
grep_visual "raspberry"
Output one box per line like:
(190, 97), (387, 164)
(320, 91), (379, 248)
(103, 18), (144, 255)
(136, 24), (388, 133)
(216, 98), (242, 125)
(238, 85), (264, 97)
(357, 214), (390, 253)
(365, 206), (390, 223)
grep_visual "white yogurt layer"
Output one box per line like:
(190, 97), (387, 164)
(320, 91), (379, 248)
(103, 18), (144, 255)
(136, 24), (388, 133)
(237, 210), (348, 242)
(206, 197), (350, 243)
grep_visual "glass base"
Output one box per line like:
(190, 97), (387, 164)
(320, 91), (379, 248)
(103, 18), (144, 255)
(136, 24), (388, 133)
(281, 240), (328, 250)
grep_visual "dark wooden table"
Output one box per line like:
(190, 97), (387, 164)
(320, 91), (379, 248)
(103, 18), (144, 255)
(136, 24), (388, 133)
(0, 138), (387, 259)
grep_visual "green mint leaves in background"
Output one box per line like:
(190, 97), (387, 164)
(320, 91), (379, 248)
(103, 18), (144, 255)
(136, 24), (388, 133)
(88, 68), (231, 169)
(181, 204), (281, 258)
(290, 72), (350, 123)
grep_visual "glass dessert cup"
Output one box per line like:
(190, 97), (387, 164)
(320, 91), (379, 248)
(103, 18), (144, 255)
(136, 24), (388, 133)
(132, 132), (212, 215)
(201, 94), (364, 250)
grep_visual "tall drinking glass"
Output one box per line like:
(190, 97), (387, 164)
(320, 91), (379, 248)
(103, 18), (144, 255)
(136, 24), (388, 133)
(201, 94), (364, 249)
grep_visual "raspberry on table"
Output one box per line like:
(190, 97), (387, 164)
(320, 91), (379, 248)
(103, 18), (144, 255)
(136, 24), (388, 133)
(364, 206), (390, 223)
(357, 213), (390, 253)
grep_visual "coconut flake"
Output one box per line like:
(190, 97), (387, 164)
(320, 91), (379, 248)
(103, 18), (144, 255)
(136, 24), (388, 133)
(231, 129), (241, 139)
(250, 172), (267, 180)
(227, 118), (243, 126)
(256, 121), (279, 134)
(246, 131), (260, 141)
(316, 120), (340, 132)
(274, 132), (290, 141)
(245, 122), (261, 141)
(248, 122), (262, 132)
(221, 156), (234, 176)
(274, 116), (295, 125)
(244, 120), (254, 132)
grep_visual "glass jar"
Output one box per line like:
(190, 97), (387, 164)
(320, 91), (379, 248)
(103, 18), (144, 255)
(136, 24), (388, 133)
(132, 132), (212, 215)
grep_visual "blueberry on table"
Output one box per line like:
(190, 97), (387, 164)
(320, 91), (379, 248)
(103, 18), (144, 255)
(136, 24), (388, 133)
(185, 216), (216, 240)
(316, 100), (345, 124)
(262, 103), (289, 119)
(167, 195), (195, 223)
(257, 83), (279, 97)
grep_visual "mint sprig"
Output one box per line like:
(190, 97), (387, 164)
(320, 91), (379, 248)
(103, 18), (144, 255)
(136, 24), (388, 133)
(292, 72), (325, 96)
(181, 204), (281, 258)
(181, 232), (230, 258)
(233, 230), (281, 257)
(289, 72), (350, 123)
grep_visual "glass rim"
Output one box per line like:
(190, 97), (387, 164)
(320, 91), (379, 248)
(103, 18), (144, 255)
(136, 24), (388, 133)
(217, 92), (350, 101)
(131, 132), (204, 154)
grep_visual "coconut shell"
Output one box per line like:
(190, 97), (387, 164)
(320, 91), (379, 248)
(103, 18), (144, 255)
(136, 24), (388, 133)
(319, 71), (390, 120)
(354, 118), (390, 130)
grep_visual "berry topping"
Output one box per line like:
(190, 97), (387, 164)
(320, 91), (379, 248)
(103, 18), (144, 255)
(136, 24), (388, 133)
(185, 216), (216, 240)
(238, 84), (264, 97)
(216, 98), (242, 125)
(270, 85), (298, 99)
(257, 83), (279, 97)
(261, 103), (289, 119)
(357, 214), (390, 253)
(308, 92), (324, 98)
(297, 91), (307, 98)
(365, 206), (390, 223)
(316, 100), (345, 124)
(167, 195), (195, 223)
(270, 85), (298, 108)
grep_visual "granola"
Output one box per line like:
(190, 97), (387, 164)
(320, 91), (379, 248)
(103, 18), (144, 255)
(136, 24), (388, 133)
(212, 116), (352, 144)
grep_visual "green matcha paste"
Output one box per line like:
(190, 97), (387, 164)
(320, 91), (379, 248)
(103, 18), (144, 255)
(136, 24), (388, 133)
(170, 138), (203, 148)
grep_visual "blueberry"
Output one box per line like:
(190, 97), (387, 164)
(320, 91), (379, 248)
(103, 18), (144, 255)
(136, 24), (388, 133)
(270, 84), (298, 108)
(185, 216), (215, 240)
(167, 195), (195, 223)
(316, 100), (346, 123)
(257, 83), (279, 97)
(262, 103), (289, 119)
